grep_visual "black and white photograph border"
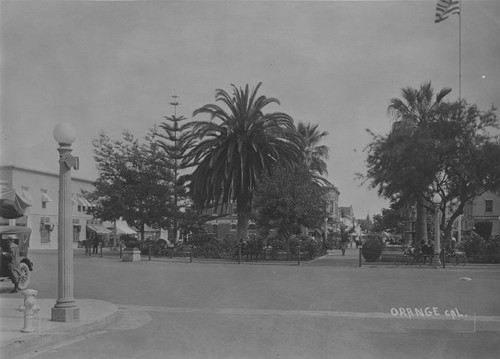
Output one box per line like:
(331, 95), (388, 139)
(1, 1), (500, 358)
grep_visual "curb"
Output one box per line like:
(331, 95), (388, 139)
(1, 299), (120, 359)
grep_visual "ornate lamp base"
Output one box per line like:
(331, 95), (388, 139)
(122, 248), (141, 262)
(52, 307), (80, 322)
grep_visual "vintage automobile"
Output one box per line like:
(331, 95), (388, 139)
(0, 226), (34, 290)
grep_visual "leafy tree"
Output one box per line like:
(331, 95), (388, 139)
(85, 130), (175, 241)
(385, 82), (452, 244)
(366, 97), (500, 247)
(426, 101), (500, 245)
(177, 205), (211, 241)
(253, 164), (327, 239)
(358, 215), (373, 233)
(365, 122), (438, 244)
(372, 204), (406, 235)
(84, 132), (126, 228)
(184, 83), (303, 243)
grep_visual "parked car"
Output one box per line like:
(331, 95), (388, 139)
(0, 226), (34, 290)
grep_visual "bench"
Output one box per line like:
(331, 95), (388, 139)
(379, 245), (406, 262)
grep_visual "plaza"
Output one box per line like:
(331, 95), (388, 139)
(1, 248), (499, 358)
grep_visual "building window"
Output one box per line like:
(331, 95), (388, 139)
(485, 200), (493, 212)
(40, 216), (52, 243)
(16, 216), (28, 227)
(41, 189), (53, 209)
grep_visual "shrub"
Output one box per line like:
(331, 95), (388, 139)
(121, 234), (139, 249)
(191, 233), (221, 258)
(289, 235), (324, 259)
(459, 231), (500, 263)
(220, 234), (238, 257)
(361, 234), (384, 262)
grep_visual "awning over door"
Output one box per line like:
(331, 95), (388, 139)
(86, 224), (111, 235)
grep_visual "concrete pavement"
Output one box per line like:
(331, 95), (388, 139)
(0, 297), (119, 359)
(0, 250), (342, 358)
(1, 248), (499, 358)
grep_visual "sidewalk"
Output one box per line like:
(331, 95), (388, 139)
(0, 297), (119, 359)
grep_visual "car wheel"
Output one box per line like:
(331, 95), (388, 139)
(17, 262), (30, 290)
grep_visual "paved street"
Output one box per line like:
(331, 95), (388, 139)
(2, 248), (500, 359)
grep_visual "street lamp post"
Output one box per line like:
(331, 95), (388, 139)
(52, 123), (80, 322)
(433, 193), (442, 266)
(324, 217), (328, 250)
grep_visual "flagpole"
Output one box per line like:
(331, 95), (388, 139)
(459, 0), (462, 100)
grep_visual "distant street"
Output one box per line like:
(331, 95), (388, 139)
(2, 248), (500, 359)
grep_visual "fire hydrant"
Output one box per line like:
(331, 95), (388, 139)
(17, 289), (40, 333)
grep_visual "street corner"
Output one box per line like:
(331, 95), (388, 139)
(1, 298), (120, 359)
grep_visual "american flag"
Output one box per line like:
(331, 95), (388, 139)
(435, 0), (460, 23)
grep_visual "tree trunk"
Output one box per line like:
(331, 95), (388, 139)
(404, 220), (413, 245)
(113, 220), (117, 248)
(443, 202), (466, 248)
(236, 195), (251, 245)
(415, 198), (428, 244)
(236, 210), (250, 244)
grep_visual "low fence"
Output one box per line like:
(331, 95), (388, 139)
(358, 245), (500, 266)
(81, 242), (318, 265)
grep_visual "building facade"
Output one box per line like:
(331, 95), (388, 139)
(0, 165), (99, 249)
(462, 191), (500, 240)
(323, 185), (341, 237)
(203, 185), (341, 241)
(339, 205), (355, 229)
(203, 201), (258, 240)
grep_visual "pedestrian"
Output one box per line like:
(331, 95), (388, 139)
(93, 235), (100, 254)
(340, 237), (348, 256)
(84, 240), (90, 255)
(2, 236), (21, 293)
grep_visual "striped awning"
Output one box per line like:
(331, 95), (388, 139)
(114, 224), (137, 235)
(77, 196), (92, 207)
(86, 224), (111, 235)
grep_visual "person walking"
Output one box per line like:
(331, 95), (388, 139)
(93, 235), (100, 254)
(340, 237), (348, 256)
(3, 236), (21, 293)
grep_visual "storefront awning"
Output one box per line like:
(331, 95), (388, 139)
(86, 224), (111, 235)
(77, 196), (91, 207)
(41, 192), (53, 202)
(0, 184), (33, 219)
(109, 224), (137, 235)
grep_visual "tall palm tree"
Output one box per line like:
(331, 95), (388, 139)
(296, 121), (330, 185)
(388, 82), (451, 244)
(185, 83), (303, 242)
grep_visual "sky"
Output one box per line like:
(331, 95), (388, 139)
(1, 0), (499, 219)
